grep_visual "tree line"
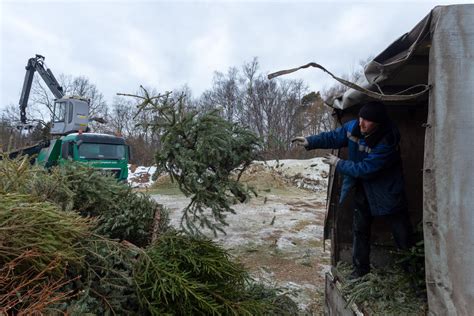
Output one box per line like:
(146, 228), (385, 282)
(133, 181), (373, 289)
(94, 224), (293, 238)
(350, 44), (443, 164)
(0, 57), (355, 165)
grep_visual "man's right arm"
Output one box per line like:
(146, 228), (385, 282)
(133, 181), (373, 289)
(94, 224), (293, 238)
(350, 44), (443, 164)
(305, 124), (349, 150)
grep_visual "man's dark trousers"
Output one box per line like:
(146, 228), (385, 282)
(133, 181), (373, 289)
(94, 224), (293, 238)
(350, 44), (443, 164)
(352, 183), (413, 274)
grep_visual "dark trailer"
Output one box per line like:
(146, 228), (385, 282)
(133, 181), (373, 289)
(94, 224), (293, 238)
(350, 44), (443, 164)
(322, 4), (474, 315)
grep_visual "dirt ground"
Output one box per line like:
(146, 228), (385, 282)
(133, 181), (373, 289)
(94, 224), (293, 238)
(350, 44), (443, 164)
(149, 159), (330, 314)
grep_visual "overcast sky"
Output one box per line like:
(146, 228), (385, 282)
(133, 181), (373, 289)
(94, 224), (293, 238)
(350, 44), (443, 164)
(0, 0), (470, 112)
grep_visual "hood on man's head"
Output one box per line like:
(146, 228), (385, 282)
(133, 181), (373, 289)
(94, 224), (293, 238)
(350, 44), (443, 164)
(359, 101), (388, 124)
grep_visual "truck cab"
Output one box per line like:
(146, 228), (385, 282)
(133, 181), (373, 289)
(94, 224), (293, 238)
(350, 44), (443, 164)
(12, 54), (131, 181)
(51, 97), (90, 135)
(36, 133), (129, 181)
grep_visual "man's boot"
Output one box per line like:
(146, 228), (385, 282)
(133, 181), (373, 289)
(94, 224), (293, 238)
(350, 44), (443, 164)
(348, 268), (369, 280)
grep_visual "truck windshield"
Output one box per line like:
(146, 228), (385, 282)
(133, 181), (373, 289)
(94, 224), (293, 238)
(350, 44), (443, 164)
(78, 143), (126, 160)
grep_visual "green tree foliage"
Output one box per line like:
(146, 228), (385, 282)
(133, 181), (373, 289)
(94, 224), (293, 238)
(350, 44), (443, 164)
(0, 157), (155, 313)
(0, 155), (168, 247)
(338, 261), (427, 315)
(0, 192), (91, 277)
(134, 230), (296, 315)
(1, 154), (299, 314)
(62, 237), (141, 315)
(0, 192), (92, 313)
(121, 87), (261, 235)
(44, 164), (166, 247)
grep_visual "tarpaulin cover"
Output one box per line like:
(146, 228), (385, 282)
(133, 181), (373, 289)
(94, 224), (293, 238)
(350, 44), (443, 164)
(334, 4), (474, 315)
(423, 5), (474, 315)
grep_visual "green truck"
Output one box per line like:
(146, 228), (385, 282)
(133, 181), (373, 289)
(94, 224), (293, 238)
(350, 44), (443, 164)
(6, 54), (129, 180)
(9, 132), (129, 181)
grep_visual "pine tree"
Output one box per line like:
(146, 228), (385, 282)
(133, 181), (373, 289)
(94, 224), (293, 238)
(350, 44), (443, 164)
(120, 87), (261, 235)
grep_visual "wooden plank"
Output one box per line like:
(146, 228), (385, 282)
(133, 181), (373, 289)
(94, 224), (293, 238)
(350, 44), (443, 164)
(324, 272), (357, 316)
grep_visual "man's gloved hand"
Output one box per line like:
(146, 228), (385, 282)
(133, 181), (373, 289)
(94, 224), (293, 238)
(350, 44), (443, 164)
(291, 137), (308, 147)
(322, 153), (340, 167)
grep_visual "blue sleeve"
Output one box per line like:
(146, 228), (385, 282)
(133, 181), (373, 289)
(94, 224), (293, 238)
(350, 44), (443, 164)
(335, 143), (399, 179)
(305, 122), (351, 150)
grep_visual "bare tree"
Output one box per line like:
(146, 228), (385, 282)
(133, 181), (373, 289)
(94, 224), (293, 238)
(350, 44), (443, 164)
(197, 58), (315, 158)
(200, 67), (241, 122)
(65, 76), (107, 118)
(25, 74), (108, 126)
(0, 114), (17, 151)
(106, 97), (136, 136)
(321, 57), (370, 104)
(299, 91), (333, 136)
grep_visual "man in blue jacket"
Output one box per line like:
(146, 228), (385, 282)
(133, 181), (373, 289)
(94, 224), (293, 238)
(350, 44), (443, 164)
(292, 101), (413, 278)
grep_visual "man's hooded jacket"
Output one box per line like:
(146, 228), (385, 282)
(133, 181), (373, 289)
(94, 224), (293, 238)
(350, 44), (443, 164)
(306, 119), (407, 216)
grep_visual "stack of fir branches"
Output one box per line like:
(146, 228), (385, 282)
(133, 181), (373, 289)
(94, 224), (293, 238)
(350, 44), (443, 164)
(0, 192), (91, 313)
(337, 261), (427, 315)
(0, 86), (298, 314)
(134, 230), (294, 315)
(1, 156), (167, 247)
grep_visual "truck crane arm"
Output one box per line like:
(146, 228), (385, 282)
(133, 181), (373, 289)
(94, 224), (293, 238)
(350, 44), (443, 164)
(19, 54), (65, 124)
(9, 54), (129, 179)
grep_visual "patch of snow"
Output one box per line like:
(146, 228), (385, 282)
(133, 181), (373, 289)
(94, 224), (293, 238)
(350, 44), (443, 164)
(253, 158), (329, 191)
(319, 264), (331, 279)
(292, 224), (324, 240)
(128, 158), (330, 191)
(127, 164), (157, 188)
(276, 236), (298, 250)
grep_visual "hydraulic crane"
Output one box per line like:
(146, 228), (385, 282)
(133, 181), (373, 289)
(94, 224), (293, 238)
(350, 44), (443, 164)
(4, 54), (130, 181)
(19, 54), (89, 135)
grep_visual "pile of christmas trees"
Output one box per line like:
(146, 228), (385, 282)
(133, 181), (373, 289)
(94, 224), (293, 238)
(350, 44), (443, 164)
(0, 89), (299, 314)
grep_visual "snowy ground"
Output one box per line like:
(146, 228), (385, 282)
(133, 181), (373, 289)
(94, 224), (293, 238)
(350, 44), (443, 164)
(127, 165), (157, 188)
(254, 158), (329, 191)
(128, 158), (329, 190)
(133, 159), (331, 314)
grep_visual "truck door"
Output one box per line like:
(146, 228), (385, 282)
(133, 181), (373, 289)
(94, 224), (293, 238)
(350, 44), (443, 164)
(61, 141), (75, 160)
